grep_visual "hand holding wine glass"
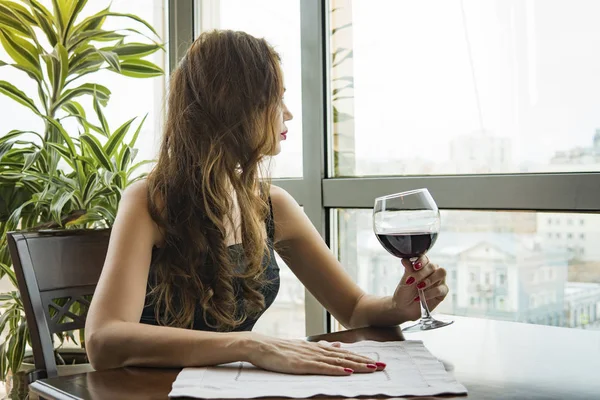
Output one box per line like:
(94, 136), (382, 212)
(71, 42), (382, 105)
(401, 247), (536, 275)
(373, 188), (452, 332)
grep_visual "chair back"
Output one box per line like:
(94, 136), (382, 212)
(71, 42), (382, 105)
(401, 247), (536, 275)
(7, 229), (110, 379)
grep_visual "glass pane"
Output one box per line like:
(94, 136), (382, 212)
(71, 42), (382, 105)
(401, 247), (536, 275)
(0, 0), (167, 172)
(252, 254), (306, 339)
(329, 0), (600, 176)
(335, 209), (600, 330)
(197, 0), (303, 178)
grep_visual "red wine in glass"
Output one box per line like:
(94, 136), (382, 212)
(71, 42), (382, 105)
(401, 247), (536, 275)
(376, 232), (438, 259)
(373, 188), (453, 332)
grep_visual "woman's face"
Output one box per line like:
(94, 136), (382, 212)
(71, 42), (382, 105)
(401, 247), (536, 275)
(272, 89), (294, 156)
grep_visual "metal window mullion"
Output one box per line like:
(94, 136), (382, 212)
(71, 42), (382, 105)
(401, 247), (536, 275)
(168, 0), (194, 73)
(322, 174), (600, 211)
(299, 0), (329, 336)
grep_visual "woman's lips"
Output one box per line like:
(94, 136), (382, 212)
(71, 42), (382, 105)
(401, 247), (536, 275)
(280, 130), (288, 140)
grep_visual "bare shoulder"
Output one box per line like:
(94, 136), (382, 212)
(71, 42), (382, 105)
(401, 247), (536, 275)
(118, 179), (163, 246)
(269, 185), (310, 243)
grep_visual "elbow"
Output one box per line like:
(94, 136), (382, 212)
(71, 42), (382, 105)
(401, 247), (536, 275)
(85, 325), (124, 371)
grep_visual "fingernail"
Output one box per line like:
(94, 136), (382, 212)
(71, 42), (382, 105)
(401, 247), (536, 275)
(413, 296), (420, 302)
(406, 277), (415, 285)
(417, 282), (427, 289)
(366, 364), (377, 369)
(344, 368), (354, 373)
(414, 262), (423, 270)
(375, 362), (386, 368)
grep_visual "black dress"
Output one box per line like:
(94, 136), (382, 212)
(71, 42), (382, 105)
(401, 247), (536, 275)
(139, 200), (280, 331)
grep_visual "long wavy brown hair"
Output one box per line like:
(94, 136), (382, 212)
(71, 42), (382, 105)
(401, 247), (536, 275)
(146, 30), (283, 331)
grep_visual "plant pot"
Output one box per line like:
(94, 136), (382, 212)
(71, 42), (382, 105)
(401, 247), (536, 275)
(4, 348), (94, 399)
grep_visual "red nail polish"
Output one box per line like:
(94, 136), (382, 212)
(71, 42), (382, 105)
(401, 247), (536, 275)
(413, 296), (420, 302)
(375, 362), (386, 368)
(414, 262), (423, 270)
(344, 368), (354, 373)
(406, 277), (415, 285)
(366, 364), (377, 369)
(417, 282), (426, 289)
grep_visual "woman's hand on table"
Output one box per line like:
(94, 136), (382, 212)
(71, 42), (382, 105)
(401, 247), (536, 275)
(245, 334), (386, 375)
(392, 255), (449, 321)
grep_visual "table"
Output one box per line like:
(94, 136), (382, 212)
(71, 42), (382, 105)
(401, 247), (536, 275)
(28, 315), (600, 399)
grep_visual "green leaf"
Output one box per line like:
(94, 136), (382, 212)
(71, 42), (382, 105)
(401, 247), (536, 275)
(42, 116), (76, 155)
(104, 42), (162, 59)
(56, 42), (69, 93)
(119, 146), (131, 171)
(0, 3), (32, 37)
(114, 59), (163, 78)
(0, 80), (40, 115)
(127, 160), (154, 179)
(93, 96), (109, 136)
(0, 263), (17, 287)
(80, 134), (112, 171)
(23, 150), (40, 170)
(50, 188), (73, 223)
(64, 0), (88, 40)
(86, 11), (159, 37)
(97, 49), (120, 72)
(105, 118), (135, 157)
(51, 0), (67, 36)
(71, 6), (109, 36)
(64, 211), (103, 227)
(129, 114), (147, 148)
(62, 100), (86, 119)
(46, 142), (75, 166)
(7, 320), (27, 374)
(27, 0), (58, 47)
(0, 130), (43, 145)
(0, 28), (41, 79)
(55, 83), (111, 111)
(67, 29), (124, 53)
(81, 171), (98, 201)
(90, 205), (115, 223)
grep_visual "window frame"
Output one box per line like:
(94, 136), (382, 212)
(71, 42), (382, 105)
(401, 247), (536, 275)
(181, 0), (600, 336)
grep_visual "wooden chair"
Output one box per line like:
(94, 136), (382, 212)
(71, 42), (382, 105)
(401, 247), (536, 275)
(6, 229), (111, 381)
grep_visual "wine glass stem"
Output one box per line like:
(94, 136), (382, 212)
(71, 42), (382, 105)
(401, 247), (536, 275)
(410, 258), (433, 321)
(418, 288), (433, 320)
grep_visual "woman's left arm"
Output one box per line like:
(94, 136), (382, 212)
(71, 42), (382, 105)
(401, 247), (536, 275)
(270, 186), (449, 329)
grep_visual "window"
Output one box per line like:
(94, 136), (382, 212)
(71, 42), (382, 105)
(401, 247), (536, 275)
(568, 233), (573, 239)
(580, 233), (585, 240)
(335, 209), (600, 329)
(451, 270), (457, 280)
(253, 255), (305, 339)
(197, 0), (303, 178)
(330, 0), (600, 176)
(497, 296), (505, 310)
(1, 0), (167, 173)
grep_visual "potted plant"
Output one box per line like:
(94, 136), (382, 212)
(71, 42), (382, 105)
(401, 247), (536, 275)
(0, 0), (164, 393)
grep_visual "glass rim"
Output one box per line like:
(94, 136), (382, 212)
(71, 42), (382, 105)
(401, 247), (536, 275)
(374, 188), (430, 201)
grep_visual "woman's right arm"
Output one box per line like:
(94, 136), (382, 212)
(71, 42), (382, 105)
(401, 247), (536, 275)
(85, 181), (380, 375)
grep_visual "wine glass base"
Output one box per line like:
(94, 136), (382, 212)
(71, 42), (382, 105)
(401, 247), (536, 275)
(402, 318), (453, 332)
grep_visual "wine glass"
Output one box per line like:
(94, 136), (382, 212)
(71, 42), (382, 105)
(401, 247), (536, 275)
(373, 188), (453, 332)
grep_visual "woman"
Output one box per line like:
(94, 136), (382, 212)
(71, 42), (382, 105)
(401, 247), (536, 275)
(85, 30), (449, 376)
